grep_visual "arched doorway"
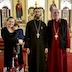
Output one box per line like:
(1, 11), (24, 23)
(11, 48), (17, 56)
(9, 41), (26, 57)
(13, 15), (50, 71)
(0, 0), (11, 28)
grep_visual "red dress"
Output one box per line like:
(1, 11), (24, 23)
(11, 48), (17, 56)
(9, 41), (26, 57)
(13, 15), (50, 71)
(47, 20), (70, 72)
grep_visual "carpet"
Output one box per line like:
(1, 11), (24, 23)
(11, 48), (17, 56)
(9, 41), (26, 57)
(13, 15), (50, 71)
(67, 52), (72, 72)
(0, 52), (72, 72)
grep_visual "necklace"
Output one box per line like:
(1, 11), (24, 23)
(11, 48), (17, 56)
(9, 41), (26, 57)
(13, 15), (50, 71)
(53, 20), (59, 40)
(34, 19), (41, 38)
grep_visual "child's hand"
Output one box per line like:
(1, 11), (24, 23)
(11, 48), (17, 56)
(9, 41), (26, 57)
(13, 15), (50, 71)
(18, 39), (23, 45)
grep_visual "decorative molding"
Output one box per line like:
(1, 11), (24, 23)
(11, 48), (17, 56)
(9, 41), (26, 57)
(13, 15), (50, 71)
(0, 0), (11, 9)
(61, 0), (71, 10)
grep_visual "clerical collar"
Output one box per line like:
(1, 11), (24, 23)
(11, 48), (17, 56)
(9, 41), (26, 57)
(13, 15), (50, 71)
(53, 19), (60, 23)
(34, 18), (40, 21)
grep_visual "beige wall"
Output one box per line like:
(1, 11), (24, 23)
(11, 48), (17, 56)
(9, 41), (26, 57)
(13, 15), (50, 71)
(70, 10), (72, 31)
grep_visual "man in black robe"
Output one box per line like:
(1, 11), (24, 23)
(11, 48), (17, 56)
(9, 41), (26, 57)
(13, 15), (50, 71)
(24, 8), (48, 72)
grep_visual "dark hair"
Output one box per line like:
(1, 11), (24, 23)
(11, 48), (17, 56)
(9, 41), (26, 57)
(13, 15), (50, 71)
(7, 16), (14, 21)
(14, 23), (19, 27)
(33, 7), (40, 11)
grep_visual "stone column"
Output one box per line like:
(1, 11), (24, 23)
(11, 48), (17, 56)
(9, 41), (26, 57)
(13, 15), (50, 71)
(70, 2), (72, 52)
(45, 0), (48, 24)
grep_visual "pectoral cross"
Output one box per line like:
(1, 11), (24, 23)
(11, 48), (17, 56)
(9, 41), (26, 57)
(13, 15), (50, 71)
(54, 34), (58, 40)
(36, 33), (40, 38)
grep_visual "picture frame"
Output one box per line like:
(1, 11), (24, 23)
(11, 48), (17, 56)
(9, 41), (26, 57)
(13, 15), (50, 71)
(62, 7), (70, 27)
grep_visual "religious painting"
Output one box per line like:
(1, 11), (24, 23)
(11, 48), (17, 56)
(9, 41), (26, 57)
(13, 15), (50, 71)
(16, 0), (23, 23)
(50, 1), (57, 13)
(50, 1), (57, 19)
(39, 7), (45, 21)
(28, 7), (34, 21)
(62, 7), (70, 27)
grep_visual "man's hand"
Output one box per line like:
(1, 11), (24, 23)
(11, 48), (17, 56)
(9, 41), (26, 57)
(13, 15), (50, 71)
(66, 48), (70, 52)
(27, 48), (30, 54)
(45, 48), (48, 54)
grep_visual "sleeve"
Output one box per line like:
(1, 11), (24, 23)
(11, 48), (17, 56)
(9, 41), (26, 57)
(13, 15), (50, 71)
(43, 22), (48, 48)
(24, 22), (30, 48)
(1, 28), (18, 44)
(18, 29), (25, 41)
(14, 30), (19, 40)
(46, 21), (52, 48)
(46, 21), (49, 48)
(66, 21), (70, 48)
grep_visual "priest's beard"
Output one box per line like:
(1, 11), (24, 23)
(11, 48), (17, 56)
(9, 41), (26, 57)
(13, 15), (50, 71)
(34, 15), (40, 20)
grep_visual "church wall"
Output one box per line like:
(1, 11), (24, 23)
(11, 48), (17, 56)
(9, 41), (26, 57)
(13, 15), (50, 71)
(11, 0), (60, 24)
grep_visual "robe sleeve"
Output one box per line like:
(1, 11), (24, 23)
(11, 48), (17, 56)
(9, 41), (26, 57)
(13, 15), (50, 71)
(24, 22), (30, 48)
(46, 21), (52, 48)
(43, 23), (48, 48)
(66, 24), (70, 48)
(1, 28), (18, 44)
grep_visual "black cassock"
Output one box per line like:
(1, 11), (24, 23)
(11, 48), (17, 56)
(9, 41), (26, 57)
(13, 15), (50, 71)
(25, 20), (47, 72)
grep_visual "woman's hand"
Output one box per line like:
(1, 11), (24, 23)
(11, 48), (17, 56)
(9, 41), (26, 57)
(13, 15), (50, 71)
(66, 48), (70, 52)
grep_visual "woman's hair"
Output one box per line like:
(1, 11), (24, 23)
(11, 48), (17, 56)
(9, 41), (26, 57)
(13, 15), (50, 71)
(14, 23), (19, 27)
(7, 16), (14, 21)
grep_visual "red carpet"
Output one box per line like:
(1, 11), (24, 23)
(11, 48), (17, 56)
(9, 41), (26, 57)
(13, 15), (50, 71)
(0, 52), (72, 72)
(67, 52), (72, 72)
(0, 52), (4, 72)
